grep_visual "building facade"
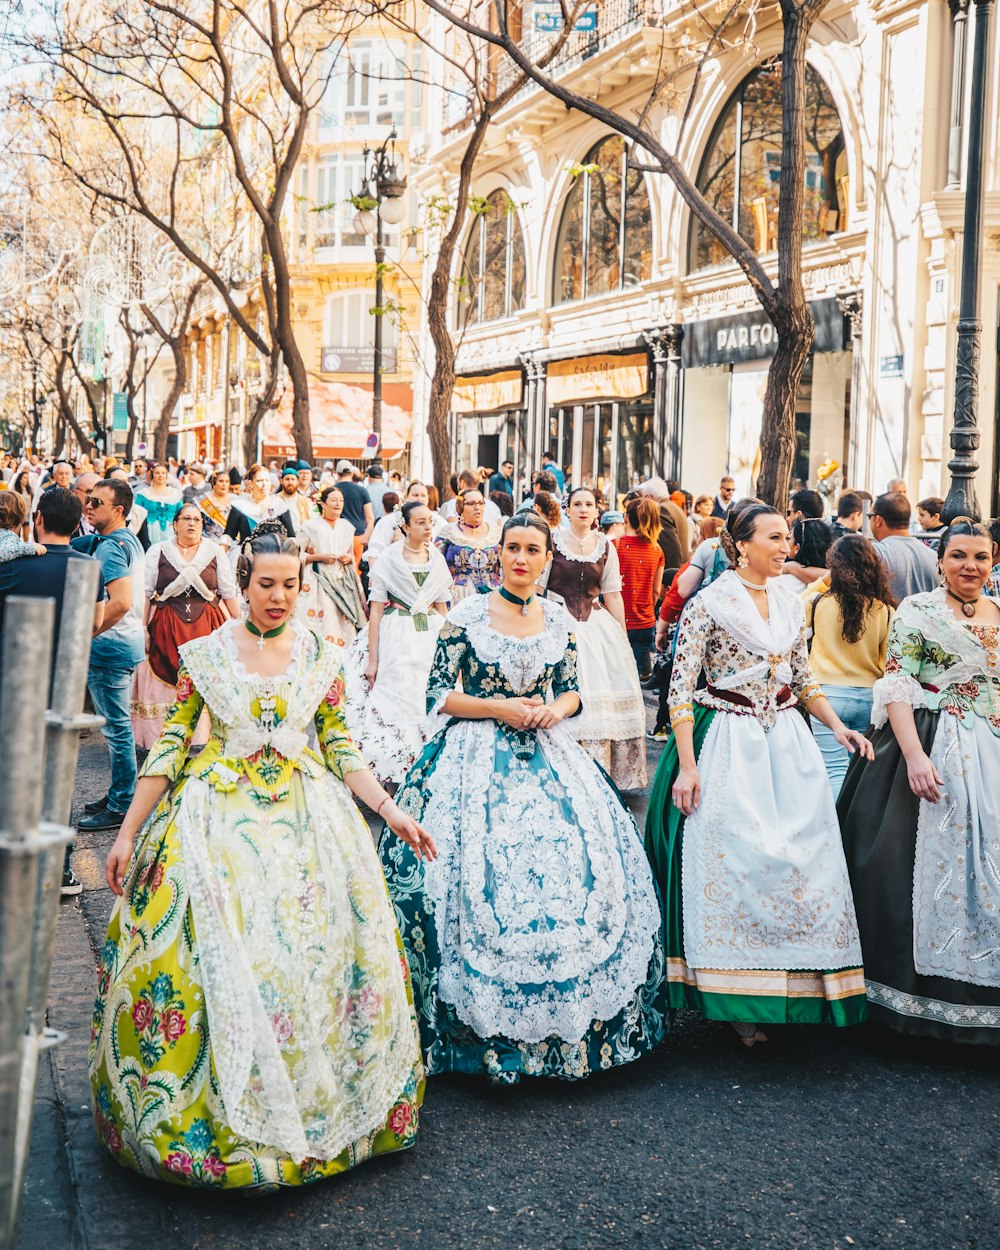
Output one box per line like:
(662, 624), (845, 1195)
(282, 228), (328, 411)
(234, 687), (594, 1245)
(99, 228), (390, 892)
(411, 0), (999, 508)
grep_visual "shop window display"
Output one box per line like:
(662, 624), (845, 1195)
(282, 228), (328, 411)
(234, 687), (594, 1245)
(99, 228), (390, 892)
(691, 62), (848, 270)
(554, 136), (652, 305)
(458, 190), (527, 328)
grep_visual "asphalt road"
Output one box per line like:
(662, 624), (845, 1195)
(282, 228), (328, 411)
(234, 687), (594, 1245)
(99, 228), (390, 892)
(15, 725), (1000, 1250)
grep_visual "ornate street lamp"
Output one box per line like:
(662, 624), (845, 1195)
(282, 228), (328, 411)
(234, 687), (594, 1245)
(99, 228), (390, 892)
(941, 0), (995, 522)
(353, 128), (407, 452)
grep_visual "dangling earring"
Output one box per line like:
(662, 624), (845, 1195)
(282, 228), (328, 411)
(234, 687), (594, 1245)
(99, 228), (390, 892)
(738, 553), (749, 569)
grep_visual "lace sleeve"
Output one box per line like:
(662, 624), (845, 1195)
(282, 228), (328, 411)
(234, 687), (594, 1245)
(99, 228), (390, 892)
(552, 629), (583, 718)
(668, 597), (710, 727)
(425, 621), (467, 716)
(139, 663), (205, 783)
(870, 617), (927, 727)
(315, 670), (367, 780)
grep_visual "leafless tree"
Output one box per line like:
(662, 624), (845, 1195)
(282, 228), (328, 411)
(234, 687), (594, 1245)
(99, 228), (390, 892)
(21, 0), (364, 462)
(420, 0), (832, 507)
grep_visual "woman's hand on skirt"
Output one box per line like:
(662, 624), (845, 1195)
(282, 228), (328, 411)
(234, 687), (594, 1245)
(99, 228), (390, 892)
(106, 833), (135, 896)
(906, 751), (944, 803)
(672, 765), (701, 816)
(833, 726), (874, 761)
(386, 807), (438, 861)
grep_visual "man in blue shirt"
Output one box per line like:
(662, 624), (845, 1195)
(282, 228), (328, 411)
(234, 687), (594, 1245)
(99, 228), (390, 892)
(0, 487), (105, 894)
(541, 453), (565, 493)
(72, 478), (146, 831)
(0, 488), (105, 693)
(488, 460), (515, 497)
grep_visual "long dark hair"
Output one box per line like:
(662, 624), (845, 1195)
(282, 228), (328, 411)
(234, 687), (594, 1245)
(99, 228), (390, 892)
(792, 517), (833, 568)
(826, 534), (894, 642)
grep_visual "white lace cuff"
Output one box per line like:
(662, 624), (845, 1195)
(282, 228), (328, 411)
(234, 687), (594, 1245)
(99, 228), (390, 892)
(871, 672), (926, 728)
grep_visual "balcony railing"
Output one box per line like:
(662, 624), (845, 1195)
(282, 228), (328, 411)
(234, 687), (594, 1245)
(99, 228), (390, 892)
(443, 0), (665, 131)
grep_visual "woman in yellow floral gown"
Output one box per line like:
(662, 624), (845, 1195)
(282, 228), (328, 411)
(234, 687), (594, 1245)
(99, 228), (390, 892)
(90, 524), (437, 1190)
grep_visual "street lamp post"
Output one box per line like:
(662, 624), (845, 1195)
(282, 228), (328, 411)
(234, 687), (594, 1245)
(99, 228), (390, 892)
(353, 129), (407, 454)
(942, 0), (995, 523)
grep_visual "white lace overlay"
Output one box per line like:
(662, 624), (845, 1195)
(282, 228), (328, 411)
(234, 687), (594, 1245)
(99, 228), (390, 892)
(569, 602), (645, 743)
(454, 594), (572, 694)
(180, 622), (341, 764)
(871, 672), (928, 728)
(417, 717), (659, 1043)
(682, 709), (863, 971)
(175, 773), (416, 1160)
(912, 712), (1000, 987)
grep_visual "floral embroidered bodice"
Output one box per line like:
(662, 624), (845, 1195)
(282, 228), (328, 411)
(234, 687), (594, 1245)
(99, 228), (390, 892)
(426, 596), (580, 751)
(141, 621), (366, 804)
(669, 573), (822, 731)
(436, 524), (501, 593)
(872, 589), (1000, 733)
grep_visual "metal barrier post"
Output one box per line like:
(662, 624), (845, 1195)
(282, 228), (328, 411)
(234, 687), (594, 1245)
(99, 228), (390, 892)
(12, 560), (103, 1231)
(0, 597), (55, 1250)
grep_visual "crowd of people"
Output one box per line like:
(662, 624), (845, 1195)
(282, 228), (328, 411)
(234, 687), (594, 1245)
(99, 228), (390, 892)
(1, 445), (999, 1192)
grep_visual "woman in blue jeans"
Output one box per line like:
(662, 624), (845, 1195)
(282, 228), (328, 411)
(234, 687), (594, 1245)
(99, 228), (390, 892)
(804, 534), (895, 796)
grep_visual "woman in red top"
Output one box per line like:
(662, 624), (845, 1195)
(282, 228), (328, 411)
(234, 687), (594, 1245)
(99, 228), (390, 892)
(616, 496), (664, 677)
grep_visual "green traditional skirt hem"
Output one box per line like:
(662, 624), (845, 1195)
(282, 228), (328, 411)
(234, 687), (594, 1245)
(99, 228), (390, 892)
(645, 704), (867, 1028)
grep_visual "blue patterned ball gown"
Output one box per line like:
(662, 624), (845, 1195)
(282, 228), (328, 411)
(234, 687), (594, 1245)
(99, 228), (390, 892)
(379, 594), (666, 1084)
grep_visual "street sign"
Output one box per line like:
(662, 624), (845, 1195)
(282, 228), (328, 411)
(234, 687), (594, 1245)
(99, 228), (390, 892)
(532, 2), (597, 32)
(879, 354), (904, 379)
(361, 433), (379, 461)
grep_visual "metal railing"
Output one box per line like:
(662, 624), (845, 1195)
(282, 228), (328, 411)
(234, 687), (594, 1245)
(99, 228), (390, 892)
(443, 0), (665, 131)
(0, 559), (103, 1250)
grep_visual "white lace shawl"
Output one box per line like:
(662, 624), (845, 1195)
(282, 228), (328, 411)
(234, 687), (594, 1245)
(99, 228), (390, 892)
(449, 593), (572, 695)
(146, 538), (235, 602)
(871, 589), (991, 727)
(370, 540), (453, 615)
(695, 570), (802, 691)
(179, 621), (341, 762)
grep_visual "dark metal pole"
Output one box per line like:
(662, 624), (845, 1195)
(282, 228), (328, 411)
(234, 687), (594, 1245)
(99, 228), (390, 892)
(372, 208), (384, 452)
(942, 0), (994, 523)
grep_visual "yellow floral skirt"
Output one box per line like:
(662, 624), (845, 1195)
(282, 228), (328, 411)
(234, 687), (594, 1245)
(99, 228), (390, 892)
(89, 769), (424, 1189)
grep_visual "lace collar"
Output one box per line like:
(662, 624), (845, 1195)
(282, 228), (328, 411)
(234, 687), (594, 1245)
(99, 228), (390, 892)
(698, 569), (802, 658)
(215, 616), (308, 683)
(894, 588), (994, 670)
(450, 594), (570, 693)
(552, 528), (608, 564)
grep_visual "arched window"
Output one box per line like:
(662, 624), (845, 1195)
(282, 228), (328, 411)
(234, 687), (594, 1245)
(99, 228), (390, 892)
(691, 63), (848, 270)
(458, 189), (526, 328)
(553, 135), (652, 305)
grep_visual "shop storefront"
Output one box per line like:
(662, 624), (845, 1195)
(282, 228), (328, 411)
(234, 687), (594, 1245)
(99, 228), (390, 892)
(544, 352), (653, 505)
(451, 369), (528, 485)
(679, 297), (854, 497)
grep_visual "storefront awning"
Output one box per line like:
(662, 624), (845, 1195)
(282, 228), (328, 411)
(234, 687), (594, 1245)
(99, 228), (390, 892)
(546, 353), (649, 405)
(452, 369), (523, 414)
(262, 380), (412, 459)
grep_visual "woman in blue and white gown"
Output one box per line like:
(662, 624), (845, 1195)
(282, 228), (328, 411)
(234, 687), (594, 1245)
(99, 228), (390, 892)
(379, 513), (665, 1084)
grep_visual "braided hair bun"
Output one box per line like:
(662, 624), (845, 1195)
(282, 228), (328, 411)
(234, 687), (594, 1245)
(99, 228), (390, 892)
(236, 519), (302, 591)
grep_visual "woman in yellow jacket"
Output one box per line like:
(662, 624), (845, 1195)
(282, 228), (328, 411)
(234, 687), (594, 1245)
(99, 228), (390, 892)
(804, 533), (895, 797)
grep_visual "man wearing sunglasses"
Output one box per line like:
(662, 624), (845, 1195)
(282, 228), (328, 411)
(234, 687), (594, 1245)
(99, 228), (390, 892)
(72, 479), (146, 831)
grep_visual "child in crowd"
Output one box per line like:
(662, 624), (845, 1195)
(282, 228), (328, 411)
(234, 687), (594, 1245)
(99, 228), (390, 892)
(0, 492), (44, 562)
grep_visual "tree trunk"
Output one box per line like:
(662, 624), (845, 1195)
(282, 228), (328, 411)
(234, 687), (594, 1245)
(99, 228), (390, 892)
(242, 357), (281, 467)
(426, 265), (458, 491)
(153, 339), (187, 465)
(755, 2), (823, 509)
(425, 112), (494, 491)
(267, 223), (312, 462)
